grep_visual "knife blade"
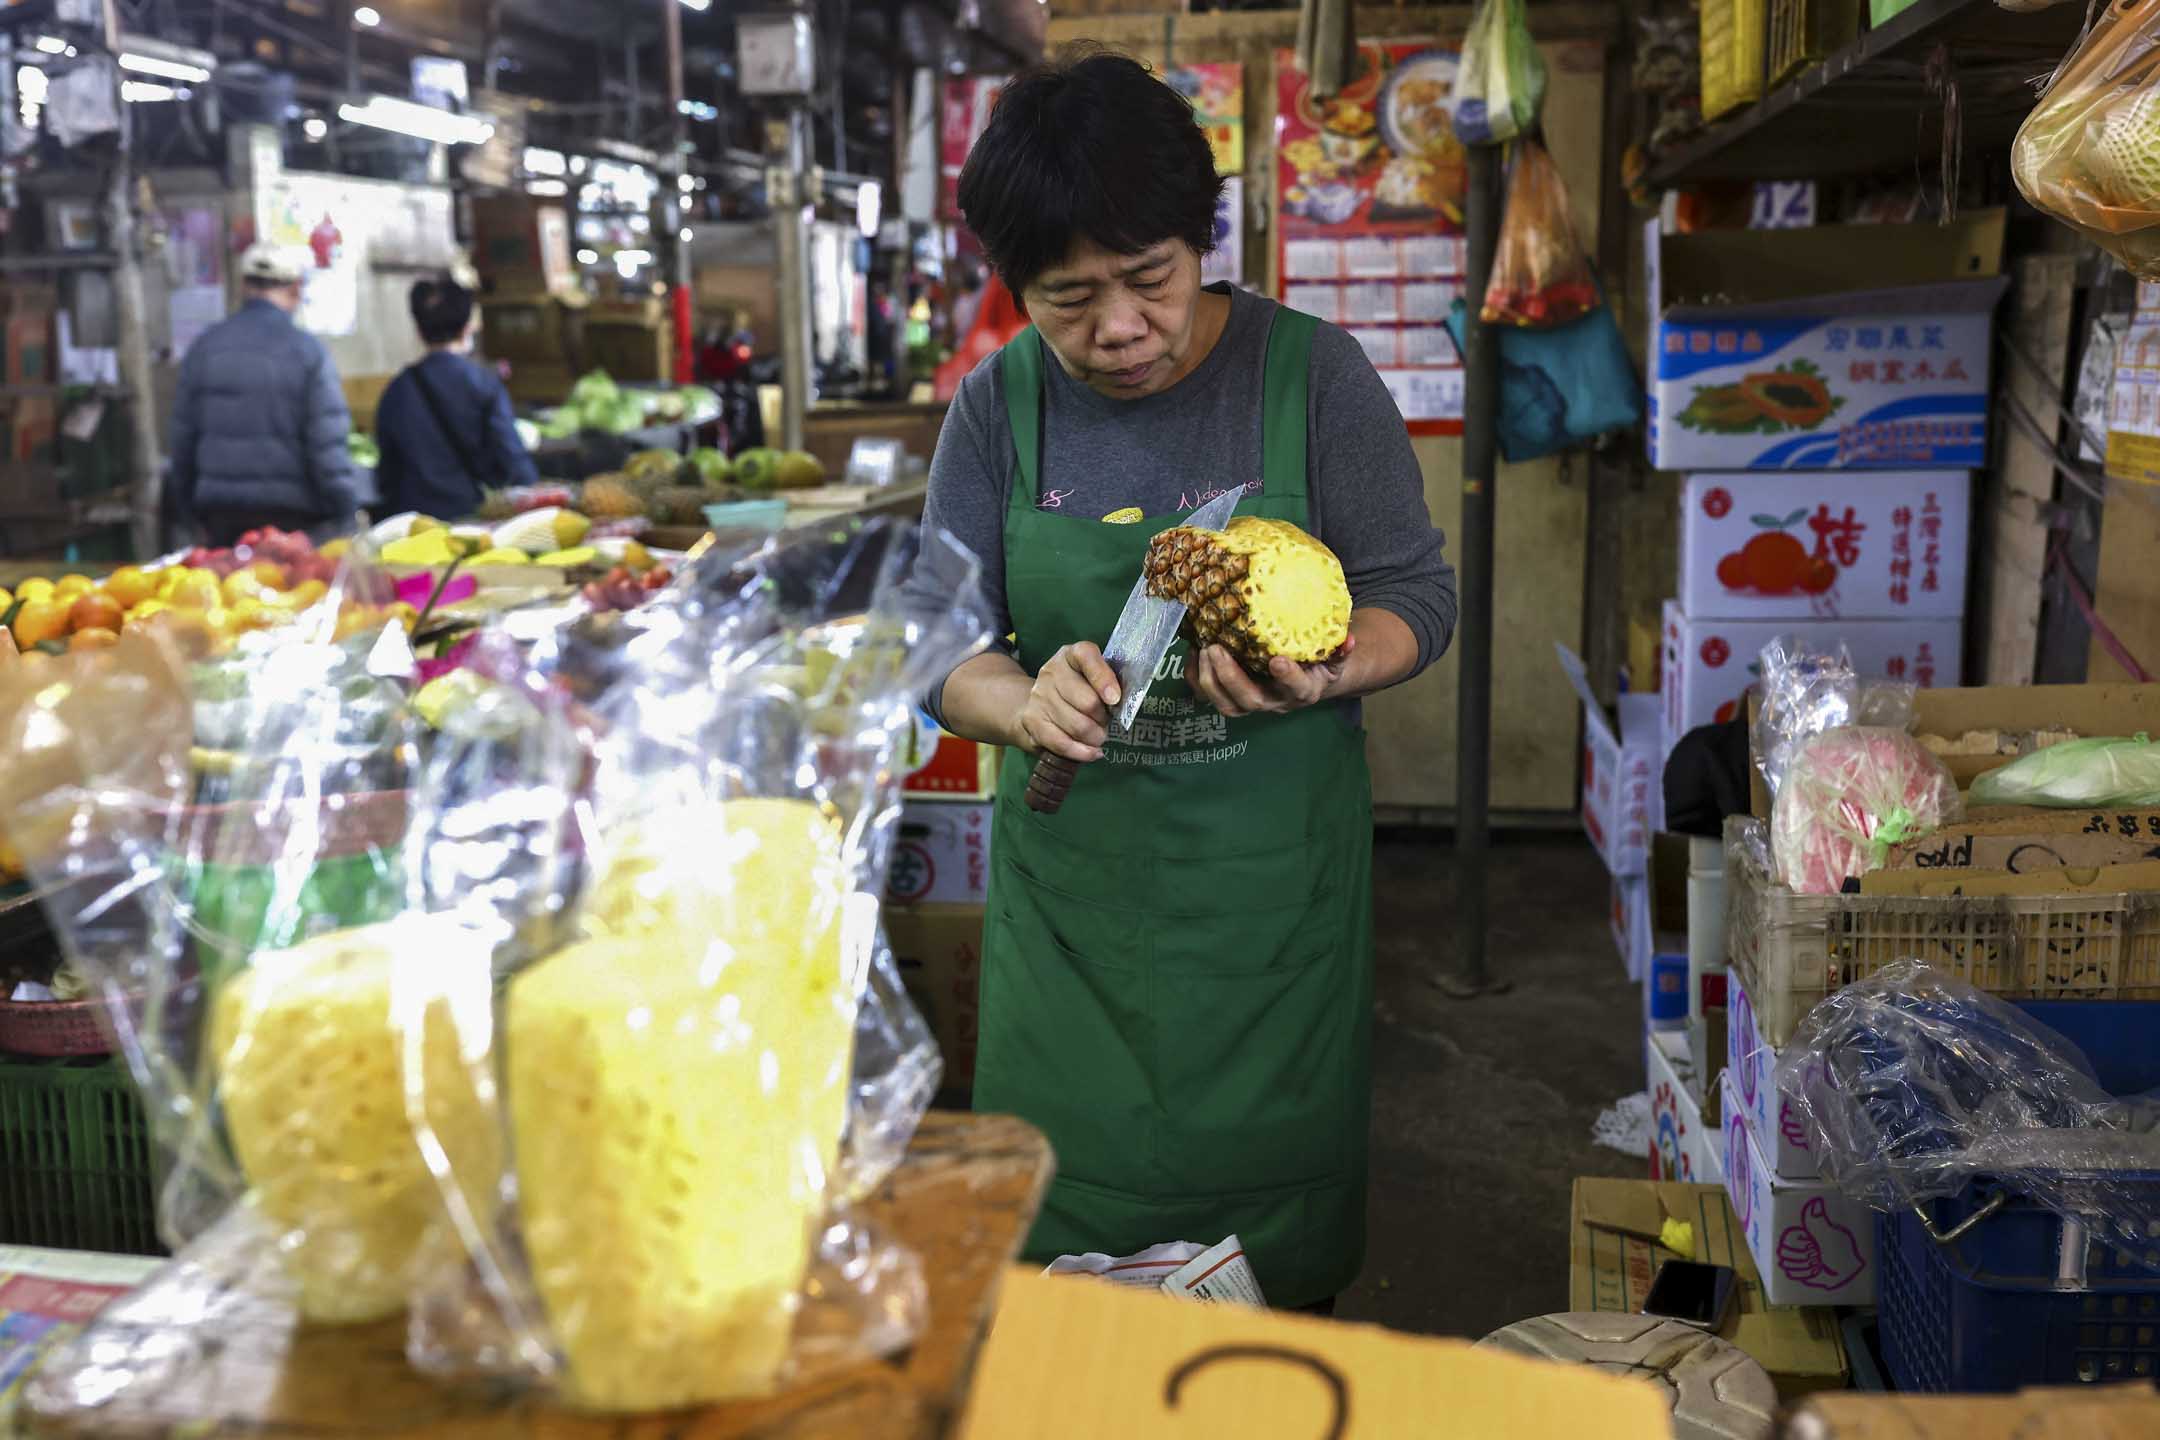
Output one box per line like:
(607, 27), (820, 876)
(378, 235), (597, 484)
(1025, 486), (1243, 815)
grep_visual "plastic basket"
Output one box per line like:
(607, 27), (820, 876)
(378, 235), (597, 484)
(0, 997), (112, 1057)
(1701, 0), (1769, 120)
(1878, 1179), (2160, 1392)
(1725, 821), (2160, 1048)
(0, 1057), (162, 1255)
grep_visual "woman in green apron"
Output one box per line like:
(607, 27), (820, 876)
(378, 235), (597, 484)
(912, 51), (1456, 1309)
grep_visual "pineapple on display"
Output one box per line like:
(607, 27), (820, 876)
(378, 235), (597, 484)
(211, 913), (498, 1324)
(1143, 515), (1352, 674)
(506, 798), (857, 1410)
(578, 473), (645, 521)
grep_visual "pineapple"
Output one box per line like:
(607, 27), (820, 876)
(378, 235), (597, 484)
(1143, 515), (1352, 674)
(211, 914), (499, 1324)
(578, 474), (645, 521)
(506, 798), (857, 1410)
(651, 485), (717, 526)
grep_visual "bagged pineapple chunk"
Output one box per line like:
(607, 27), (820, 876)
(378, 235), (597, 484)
(507, 800), (856, 1409)
(2014, 8), (2160, 277)
(213, 913), (499, 1323)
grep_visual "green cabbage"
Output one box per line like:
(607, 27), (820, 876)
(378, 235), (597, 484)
(1969, 734), (2160, 808)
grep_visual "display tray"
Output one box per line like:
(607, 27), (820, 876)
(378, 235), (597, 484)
(15, 1111), (1052, 1439)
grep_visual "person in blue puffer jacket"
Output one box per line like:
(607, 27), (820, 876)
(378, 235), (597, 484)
(169, 242), (359, 545)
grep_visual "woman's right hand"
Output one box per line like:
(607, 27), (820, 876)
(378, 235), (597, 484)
(1017, 643), (1123, 762)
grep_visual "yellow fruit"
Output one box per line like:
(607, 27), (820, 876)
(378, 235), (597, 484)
(15, 578), (54, 602)
(410, 515), (444, 534)
(226, 598), (276, 633)
(507, 800), (856, 1409)
(104, 566), (156, 609)
(532, 547), (596, 568)
(12, 597), (70, 650)
(211, 915), (498, 1324)
(221, 570), (267, 605)
(1143, 516), (1352, 673)
(320, 538), (350, 560)
(286, 580), (329, 611)
(466, 547), (532, 567)
(127, 599), (167, 623)
(388, 602), (418, 631)
(68, 626), (119, 652)
(553, 510), (592, 549)
(0, 587), (12, 613)
(168, 572), (222, 611)
(578, 476), (644, 521)
(380, 531), (455, 567)
(54, 574), (94, 599)
(620, 541), (652, 572)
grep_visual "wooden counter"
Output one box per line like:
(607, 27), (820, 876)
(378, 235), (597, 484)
(17, 1111), (1053, 1440)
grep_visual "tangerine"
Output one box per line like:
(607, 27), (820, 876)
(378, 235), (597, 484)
(1738, 531), (1810, 593)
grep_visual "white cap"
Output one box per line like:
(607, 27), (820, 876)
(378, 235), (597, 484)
(238, 242), (308, 285)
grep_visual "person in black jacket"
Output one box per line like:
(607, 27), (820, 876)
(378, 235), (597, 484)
(374, 272), (538, 519)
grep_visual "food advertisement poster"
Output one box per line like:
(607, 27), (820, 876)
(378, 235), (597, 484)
(2106, 314), (2160, 485)
(1276, 43), (1468, 431)
(1169, 62), (1243, 176)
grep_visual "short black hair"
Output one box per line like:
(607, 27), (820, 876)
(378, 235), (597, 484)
(957, 48), (1223, 296)
(410, 275), (476, 345)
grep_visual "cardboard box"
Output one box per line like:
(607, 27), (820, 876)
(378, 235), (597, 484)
(1788, 1385), (2160, 1438)
(886, 802), (992, 906)
(481, 292), (572, 368)
(1880, 819), (2160, 872)
(1722, 1075), (1876, 1307)
(3, 284), (56, 387)
(1570, 1176), (1848, 1397)
(1726, 971), (1821, 1181)
(1860, 858), (2160, 899)
(2, 397), (57, 467)
(884, 903), (983, 1093)
(1559, 644), (1662, 877)
(1678, 472), (1970, 620)
(470, 195), (573, 293)
(961, 1264), (1675, 1440)
(1648, 1029), (1722, 1185)
(1661, 600), (1962, 746)
(904, 731), (1001, 801)
(1645, 213), (2007, 471)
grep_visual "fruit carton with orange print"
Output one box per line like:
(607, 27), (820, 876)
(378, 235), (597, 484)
(1645, 214), (2007, 472)
(1680, 472), (1970, 621)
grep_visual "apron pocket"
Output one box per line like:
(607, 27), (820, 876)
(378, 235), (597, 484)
(978, 881), (1159, 1197)
(1151, 917), (1354, 1197)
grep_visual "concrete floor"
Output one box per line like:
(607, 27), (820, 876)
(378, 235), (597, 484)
(1337, 831), (1642, 1338)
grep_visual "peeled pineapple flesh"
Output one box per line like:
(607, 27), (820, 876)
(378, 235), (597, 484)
(1144, 515), (1352, 673)
(506, 798), (857, 1410)
(2088, 87), (2160, 210)
(211, 913), (498, 1324)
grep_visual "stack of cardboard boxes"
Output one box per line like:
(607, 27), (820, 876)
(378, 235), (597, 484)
(885, 724), (1000, 1102)
(0, 284), (58, 509)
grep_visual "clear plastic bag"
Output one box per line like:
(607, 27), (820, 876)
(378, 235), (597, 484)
(1482, 139), (1598, 329)
(0, 520), (992, 1413)
(2013, 1), (2160, 278)
(1780, 961), (2160, 1265)
(1752, 637), (1918, 803)
(1454, 0), (1547, 146)
(1771, 727), (1961, 895)
(1969, 733), (2160, 808)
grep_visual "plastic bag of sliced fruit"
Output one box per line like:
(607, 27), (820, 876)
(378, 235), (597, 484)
(2014, 1), (2160, 277)
(0, 521), (992, 1413)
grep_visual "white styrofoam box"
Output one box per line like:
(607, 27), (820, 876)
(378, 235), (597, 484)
(885, 802), (992, 906)
(1610, 873), (1649, 983)
(1660, 600), (1963, 749)
(1678, 472), (1970, 620)
(1722, 1076), (1876, 1307)
(1686, 834), (1727, 1025)
(1558, 644), (1664, 877)
(1649, 1029), (1723, 1186)
(1725, 971), (1820, 1181)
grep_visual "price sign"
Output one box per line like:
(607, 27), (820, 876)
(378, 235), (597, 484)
(1749, 181), (1817, 230)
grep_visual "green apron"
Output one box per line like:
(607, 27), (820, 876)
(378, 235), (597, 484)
(975, 309), (1375, 1307)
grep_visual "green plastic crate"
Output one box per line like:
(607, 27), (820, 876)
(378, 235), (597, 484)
(0, 1057), (162, 1256)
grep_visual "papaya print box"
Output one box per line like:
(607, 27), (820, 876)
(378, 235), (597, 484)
(1679, 473), (1970, 621)
(1661, 601), (1963, 746)
(1643, 215), (2008, 472)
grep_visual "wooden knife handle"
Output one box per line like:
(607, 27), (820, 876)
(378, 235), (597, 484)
(1024, 752), (1081, 814)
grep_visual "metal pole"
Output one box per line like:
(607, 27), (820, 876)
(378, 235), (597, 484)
(663, 0), (693, 383)
(1439, 143), (1507, 1000)
(772, 108), (813, 451)
(104, 0), (162, 558)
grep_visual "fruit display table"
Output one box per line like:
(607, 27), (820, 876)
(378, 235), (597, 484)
(14, 1111), (1052, 1439)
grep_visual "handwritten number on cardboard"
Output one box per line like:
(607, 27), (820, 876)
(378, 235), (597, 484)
(1163, 1345), (1350, 1440)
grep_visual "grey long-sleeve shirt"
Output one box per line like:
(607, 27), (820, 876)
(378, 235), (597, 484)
(913, 283), (1456, 722)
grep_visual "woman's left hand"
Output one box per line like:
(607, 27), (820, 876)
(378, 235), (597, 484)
(1190, 635), (1357, 719)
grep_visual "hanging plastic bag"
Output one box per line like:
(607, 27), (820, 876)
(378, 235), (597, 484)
(1454, 0), (1547, 146)
(1771, 726), (1961, 894)
(1751, 637), (1918, 803)
(2013, 3), (2160, 277)
(1969, 733), (2160, 808)
(1483, 139), (1598, 329)
(1445, 296), (1642, 461)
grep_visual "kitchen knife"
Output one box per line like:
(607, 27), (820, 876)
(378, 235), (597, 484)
(1024, 487), (1244, 814)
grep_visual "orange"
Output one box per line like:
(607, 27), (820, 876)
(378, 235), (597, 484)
(68, 592), (125, 636)
(0, 587), (12, 614)
(248, 560), (288, 591)
(14, 578), (54, 603)
(104, 566), (156, 609)
(68, 627), (120, 652)
(11, 597), (70, 650)
(168, 572), (221, 611)
(53, 574), (94, 600)
(221, 570), (266, 605)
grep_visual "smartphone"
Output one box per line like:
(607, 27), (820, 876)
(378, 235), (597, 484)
(1642, 1259), (1737, 1330)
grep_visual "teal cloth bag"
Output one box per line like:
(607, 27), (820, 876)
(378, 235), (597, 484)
(1445, 297), (1642, 463)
